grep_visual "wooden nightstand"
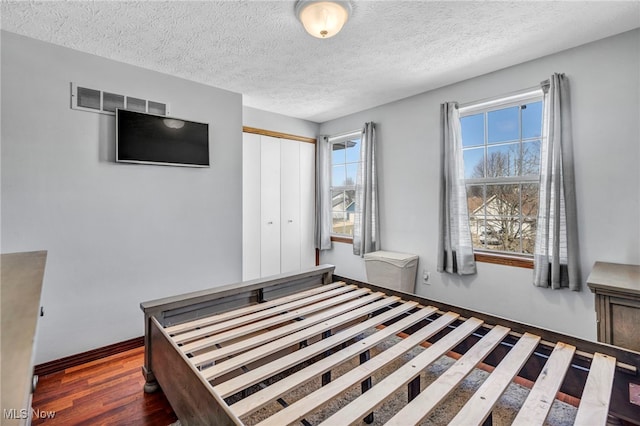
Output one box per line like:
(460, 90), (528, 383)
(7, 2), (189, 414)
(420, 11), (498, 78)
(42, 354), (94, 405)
(587, 261), (640, 351)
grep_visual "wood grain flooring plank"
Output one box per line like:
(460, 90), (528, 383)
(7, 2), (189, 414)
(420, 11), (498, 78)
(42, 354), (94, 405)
(31, 347), (177, 426)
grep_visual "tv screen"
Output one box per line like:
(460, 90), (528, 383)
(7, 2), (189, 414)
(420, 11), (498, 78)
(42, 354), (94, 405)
(116, 109), (210, 167)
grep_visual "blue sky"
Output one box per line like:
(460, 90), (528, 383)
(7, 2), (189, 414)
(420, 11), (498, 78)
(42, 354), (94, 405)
(461, 101), (542, 178)
(332, 139), (361, 186)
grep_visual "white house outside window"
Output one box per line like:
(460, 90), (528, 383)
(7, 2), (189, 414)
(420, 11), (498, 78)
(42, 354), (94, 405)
(460, 90), (543, 255)
(329, 131), (361, 237)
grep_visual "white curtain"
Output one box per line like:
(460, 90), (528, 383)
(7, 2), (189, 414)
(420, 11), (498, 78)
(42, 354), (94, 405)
(314, 135), (332, 251)
(533, 73), (581, 290)
(353, 122), (380, 256)
(437, 102), (477, 275)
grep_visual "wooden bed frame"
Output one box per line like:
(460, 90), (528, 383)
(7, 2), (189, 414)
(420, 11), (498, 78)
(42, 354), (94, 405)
(140, 265), (640, 425)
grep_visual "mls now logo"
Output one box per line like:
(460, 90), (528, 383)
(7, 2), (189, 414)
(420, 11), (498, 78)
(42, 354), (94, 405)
(32, 408), (56, 420)
(3, 409), (29, 420)
(3, 408), (56, 420)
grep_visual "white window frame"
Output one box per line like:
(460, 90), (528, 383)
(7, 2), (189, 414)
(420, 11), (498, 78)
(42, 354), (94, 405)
(329, 130), (361, 239)
(460, 89), (544, 257)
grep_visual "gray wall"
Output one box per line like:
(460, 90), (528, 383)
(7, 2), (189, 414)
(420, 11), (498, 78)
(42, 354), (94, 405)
(1, 31), (243, 364)
(3, 27), (638, 363)
(243, 106), (319, 138)
(320, 29), (640, 340)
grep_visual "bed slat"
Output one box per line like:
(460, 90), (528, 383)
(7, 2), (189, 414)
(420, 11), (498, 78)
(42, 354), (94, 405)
(215, 301), (429, 397)
(574, 352), (617, 426)
(149, 273), (639, 426)
(187, 292), (387, 365)
(180, 288), (376, 354)
(200, 295), (404, 380)
(172, 284), (356, 343)
(165, 282), (347, 334)
(511, 341), (577, 425)
(256, 314), (479, 426)
(316, 317), (485, 426)
(448, 332), (542, 426)
(229, 306), (450, 418)
(385, 325), (511, 425)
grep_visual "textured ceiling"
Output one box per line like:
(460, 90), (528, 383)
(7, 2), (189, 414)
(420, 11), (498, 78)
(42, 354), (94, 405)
(2, 1), (639, 123)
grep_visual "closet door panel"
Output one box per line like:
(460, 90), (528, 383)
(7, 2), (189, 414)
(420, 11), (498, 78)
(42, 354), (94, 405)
(280, 139), (301, 273)
(242, 133), (262, 280)
(299, 142), (316, 269)
(260, 136), (281, 277)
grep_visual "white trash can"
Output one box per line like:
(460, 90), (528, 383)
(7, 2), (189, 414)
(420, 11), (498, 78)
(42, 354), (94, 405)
(363, 251), (419, 293)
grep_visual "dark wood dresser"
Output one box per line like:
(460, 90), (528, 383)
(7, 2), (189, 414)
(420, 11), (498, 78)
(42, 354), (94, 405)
(587, 261), (640, 352)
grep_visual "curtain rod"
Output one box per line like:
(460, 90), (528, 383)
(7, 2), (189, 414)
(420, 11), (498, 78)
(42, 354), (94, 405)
(328, 128), (361, 142)
(458, 85), (542, 112)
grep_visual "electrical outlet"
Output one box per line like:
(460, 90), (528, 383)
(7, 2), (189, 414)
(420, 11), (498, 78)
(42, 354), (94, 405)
(422, 269), (430, 284)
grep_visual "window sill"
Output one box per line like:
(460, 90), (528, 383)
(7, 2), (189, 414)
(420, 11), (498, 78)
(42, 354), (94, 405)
(331, 236), (353, 244)
(474, 252), (534, 269)
(328, 240), (532, 268)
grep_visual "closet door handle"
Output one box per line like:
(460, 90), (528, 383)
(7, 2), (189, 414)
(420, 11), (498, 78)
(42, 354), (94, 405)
(267, 221), (273, 225)
(288, 219), (293, 223)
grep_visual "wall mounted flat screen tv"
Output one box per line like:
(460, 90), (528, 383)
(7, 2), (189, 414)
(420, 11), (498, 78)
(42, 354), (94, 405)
(116, 109), (209, 167)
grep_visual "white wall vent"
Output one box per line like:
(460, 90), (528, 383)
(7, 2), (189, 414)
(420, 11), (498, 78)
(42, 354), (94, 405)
(71, 83), (170, 116)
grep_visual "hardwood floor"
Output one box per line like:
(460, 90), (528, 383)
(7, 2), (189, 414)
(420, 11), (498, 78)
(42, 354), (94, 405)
(31, 346), (177, 425)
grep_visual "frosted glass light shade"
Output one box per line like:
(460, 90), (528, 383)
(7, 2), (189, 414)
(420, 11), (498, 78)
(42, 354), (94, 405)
(163, 118), (185, 129)
(295, 1), (352, 39)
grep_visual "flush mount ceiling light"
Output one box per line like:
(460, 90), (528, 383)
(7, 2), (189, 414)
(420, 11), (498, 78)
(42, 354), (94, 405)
(163, 118), (185, 129)
(295, 0), (352, 39)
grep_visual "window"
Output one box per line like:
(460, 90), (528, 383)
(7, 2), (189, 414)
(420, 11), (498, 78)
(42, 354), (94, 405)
(330, 131), (361, 238)
(460, 91), (543, 256)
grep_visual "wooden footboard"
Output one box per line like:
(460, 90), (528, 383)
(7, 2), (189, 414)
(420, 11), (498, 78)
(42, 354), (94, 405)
(141, 265), (640, 425)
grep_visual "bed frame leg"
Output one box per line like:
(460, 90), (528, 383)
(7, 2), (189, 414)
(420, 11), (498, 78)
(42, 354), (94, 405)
(321, 330), (333, 386)
(321, 372), (331, 385)
(482, 412), (493, 426)
(360, 350), (374, 424)
(407, 376), (420, 401)
(143, 379), (159, 393)
(142, 313), (160, 393)
(142, 364), (159, 393)
(142, 365), (159, 393)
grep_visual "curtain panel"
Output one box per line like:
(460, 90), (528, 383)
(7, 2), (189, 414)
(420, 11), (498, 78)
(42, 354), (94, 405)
(314, 135), (332, 251)
(437, 102), (477, 275)
(353, 122), (380, 256)
(533, 73), (581, 290)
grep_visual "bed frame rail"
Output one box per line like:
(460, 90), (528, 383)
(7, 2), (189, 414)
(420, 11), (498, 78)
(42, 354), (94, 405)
(337, 274), (640, 424)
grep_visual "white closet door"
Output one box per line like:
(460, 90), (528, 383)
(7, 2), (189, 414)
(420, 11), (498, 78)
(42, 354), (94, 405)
(280, 139), (301, 273)
(260, 136), (281, 277)
(242, 133), (262, 280)
(299, 141), (316, 269)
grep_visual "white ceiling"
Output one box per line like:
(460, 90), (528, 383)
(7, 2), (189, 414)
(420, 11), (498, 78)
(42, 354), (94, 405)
(2, 1), (639, 123)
